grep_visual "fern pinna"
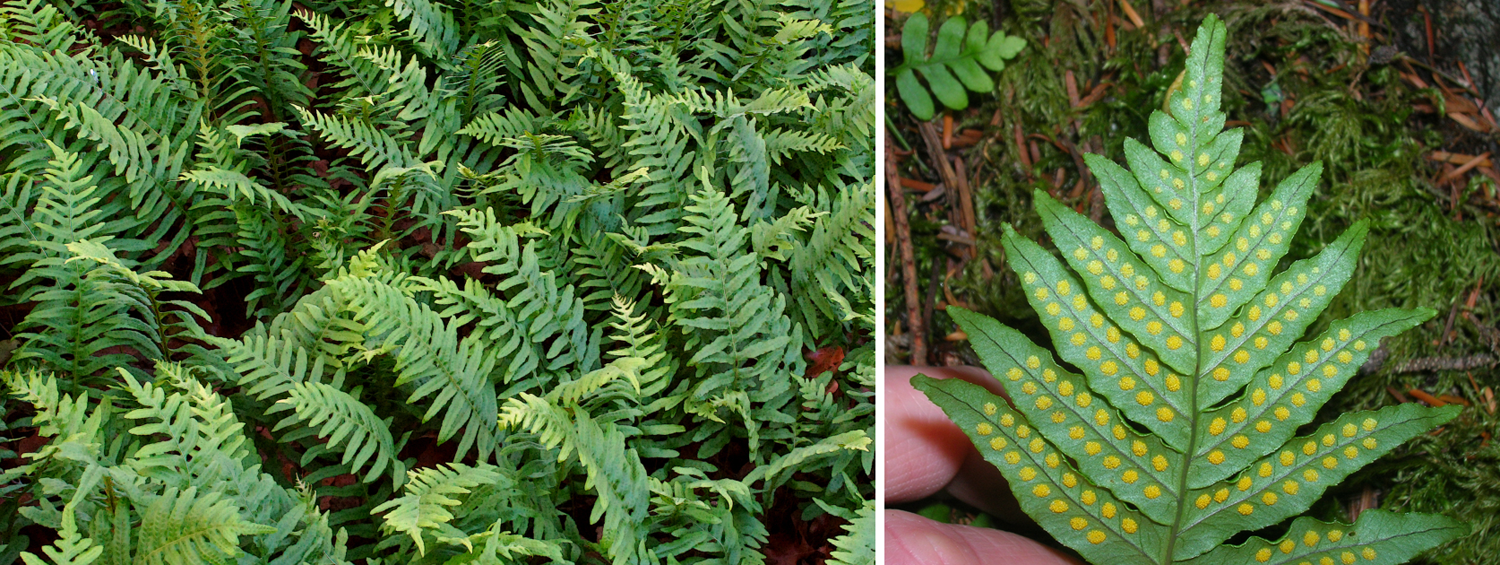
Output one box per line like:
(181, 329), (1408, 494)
(0, 0), (874, 563)
(913, 16), (1463, 565)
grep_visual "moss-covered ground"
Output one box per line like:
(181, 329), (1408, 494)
(885, 1), (1500, 563)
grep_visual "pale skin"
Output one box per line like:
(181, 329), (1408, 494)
(885, 365), (1081, 565)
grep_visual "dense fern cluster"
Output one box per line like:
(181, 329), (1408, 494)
(0, 0), (874, 563)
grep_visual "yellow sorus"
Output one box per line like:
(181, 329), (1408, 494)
(1303, 469), (1319, 482)
(1070, 517), (1088, 530)
(1231, 435), (1250, 449)
(1019, 467), (1037, 481)
(1103, 456), (1121, 469)
(1122, 470), (1139, 484)
(1256, 548), (1273, 562)
(1081, 490), (1097, 505)
(976, 423), (994, 435)
(1156, 407), (1174, 422)
(1165, 374), (1181, 391)
(1207, 450), (1225, 465)
(1085, 441), (1102, 455)
(1122, 518), (1138, 534)
(1144, 485), (1162, 499)
(1032, 484), (1051, 497)
(990, 437), (1007, 450)
(1101, 503), (1117, 519)
(1209, 417), (1227, 435)
(1152, 455), (1168, 471)
(1255, 420), (1272, 433)
(1237, 503), (1254, 515)
(1214, 488), (1229, 502)
(1363, 418), (1379, 431)
(1087, 531), (1106, 544)
(1196, 494), (1212, 509)
(1049, 500), (1068, 513)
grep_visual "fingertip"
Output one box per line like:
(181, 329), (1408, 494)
(884, 510), (1081, 565)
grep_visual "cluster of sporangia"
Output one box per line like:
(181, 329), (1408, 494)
(915, 15), (1464, 565)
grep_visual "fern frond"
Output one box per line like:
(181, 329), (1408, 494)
(330, 275), (499, 461)
(387, 0), (459, 58)
(374, 462), (501, 555)
(134, 486), (275, 565)
(275, 382), (397, 484)
(914, 16), (1461, 564)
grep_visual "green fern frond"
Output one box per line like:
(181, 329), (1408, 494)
(134, 486), (276, 565)
(387, 0), (459, 58)
(275, 382), (397, 484)
(825, 500), (873, 565)
(331, 275), (499, 461)
(374, 462), (501, 555)
(913, 16), (1461, 565)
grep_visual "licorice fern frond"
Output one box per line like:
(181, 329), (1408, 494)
(386, 0), (460, 59)
(133, 486), (276, 565)
(275, 381), (398, 484)
(374, 462), (501, 555)
(330, 275), (499, 461)
(913, 16), (1464, 565)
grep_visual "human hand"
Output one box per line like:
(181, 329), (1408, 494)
(885, 365), (1081, 565)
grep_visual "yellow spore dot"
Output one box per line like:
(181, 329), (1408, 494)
(1212, 367), (1230, 381)
(1005, 451), (1022, 464)
(1256, 548), (1273, 562)
(1255, 337), (1269, 350)
(1122, 470), (1138, 483)
(1244, 263), (1259, 276)
(977, 423), (994, 436)
(1033, 484), (1051, 497)
(1343, 446), (1359, 459)
(1238, 477), (1253, 491)
(1063, 473), (1078, 487)
(1057, 281), (1072, 295)
(1280, 540), (1296, 554)
(1085, 441), (1102, 455)
(1287, 361), (1301, 375)
(1068, 426), (1085, 440)
(1363, 548), (1377, 560)
(1087, 531), (1106, 544)
(1001, 414), (1015, 427)
(1146, 321), (1163, 335)
(1262, 492), (1278, 505)
(1166, 374), (1181, 391)
(1122, 518), (1138, 534)
(1211, 294), (1228, 308)
(1100, 361), (1119, 376)
(1144, 485), (1161, 499)
(1328, 530), (1344, 543)
(1209, 417), (1227, 435)
(1059, 381), (1075, 396)
(1156, 407), (1174, 422)
(1092, 313), (1105, 328)
(1256, 420), (1272, 433)
(1169, 259), (1185, 273)
(1280, 451), (1296, 466)
(1342, 423), (1358, 437)
(1152, 455), (1168, 471)
(1283, 480), (1300, 495)
(1215, 488), (1230, 503)
(1249, 306), (1262, 321)
(1232, 435), (1250, 449)
(1007, 368), (1024, 380)
(1252, 388), (1266, 406)
(1095, 409), (1109, 425)
(1090, 236), (1103, 250)
(1173, 231), (1187, 246)
(1101, 503), (1117, 519)
(984, 402), (998, 415)
(1026, 356), (1041, 369)
(1259, 463), (1274, 477)
(1135, 391), (1154, 406)
(1337, 351), (1353, 364)
(1323, 434), (1337, 447)
(1232, 407), (1248, 423)
(1363, 418), (1378, 431)
(1274, 407), (1291, 421)
(1322, 365), (1338, 378)
(1322, 456), (1338, 469)
(1231, 278), (1244, 291)
(1072, 333), (1088, 346)
(1303, 441), (1318, 456)
(1238, 503), (1254, 515)
(1019, 467), (1037, 481)
(1175, 133), (1187, 146)
(1058, 318), (1075, 331)
(1131, 441), (1148, 456)
(1034, 288), (1050, 300)
(1070, 517), (1087, 530)
(1167, 336), (1183, 350)
(1307, 378), (1322, 392)
(1119, 376), (1137, 391)
(1021, 382), (1038, 395)
(1024, 272), (1039, 284)
(1341, 552), (1357, 565)
(1303, 469), (1319, 482)
(1355, 340), (1366, 351)
(1208, 264), (1222, 279)
(1269, 374), (1284, 389)
(1196, 494), (1212, 509)
(1049, 500), (1069, 513)
(1030, 438), (1045, 453)
(1100, 276), (1116, 290)
(1017, 425), (1031, 438)
(1234, 350), (1251, 364)
(990, 437), (1008, 450)
(1304, 530), (1320, 547)
(1130, 307), (1146, 321)
(1208, 450), (1226, 465)
(1035, 397), (1053, 410)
